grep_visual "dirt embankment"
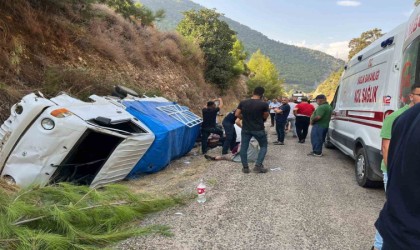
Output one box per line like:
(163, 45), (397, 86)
(0, 1), (247, 122)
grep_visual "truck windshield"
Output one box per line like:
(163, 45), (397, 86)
(400, 36), (420, 107)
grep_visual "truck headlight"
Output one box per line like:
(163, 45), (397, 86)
(3, 175), (16, 185)
(41, 118), (55, 130)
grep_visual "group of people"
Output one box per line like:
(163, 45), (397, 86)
(200, 86), (333, 173)
(200, 85), (420, 249)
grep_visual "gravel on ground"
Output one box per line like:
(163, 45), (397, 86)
(117, 124), (385, 250)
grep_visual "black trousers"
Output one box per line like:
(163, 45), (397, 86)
(222, 122), (237, 154)
(295, 116), (310, 141)
(201, 127), (223, 154)
(270, 113), (275, 126)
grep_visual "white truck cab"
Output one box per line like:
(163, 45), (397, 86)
(0, 93), (155, 188)
(327, 22), (407, 187)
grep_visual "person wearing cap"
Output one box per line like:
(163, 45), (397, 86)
(308, 94), (332, 157)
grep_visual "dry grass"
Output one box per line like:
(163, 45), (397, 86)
(124, 149), (207, 197)
(0, 0), (245, 121)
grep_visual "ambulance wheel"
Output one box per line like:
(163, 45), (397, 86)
(355, 147), (376, 188)
(324, 134), (335, 149)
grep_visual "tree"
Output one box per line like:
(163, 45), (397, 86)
(98, 0), (165, 26)
(416, 0), (420, 6)
(348, 28), (383, 60)
(247, 50), (284, 99)
(177, 9), (236, 89)
(313, 68), (344, 102)
(230, 36), (248, 75)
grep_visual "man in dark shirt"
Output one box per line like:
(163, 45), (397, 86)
(273, 97), (291, 145)
(201, 97), (223, 154)
(235, 87), (269, 173)
(375, 102), (420, 249)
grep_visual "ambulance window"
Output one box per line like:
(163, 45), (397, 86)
(400, 36), (420, 107)
(330, 86), (340, 109)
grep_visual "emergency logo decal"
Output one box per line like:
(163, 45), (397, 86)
(383, 95), (392, 106)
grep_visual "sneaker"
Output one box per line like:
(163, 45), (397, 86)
(307, 152), (323, 157)
(253, 164), (268, 173)
(242, 167), (250, 174)
(298, 140), (305, 143)
(273, 141), (284, 145)
(292, 135), (297, 138)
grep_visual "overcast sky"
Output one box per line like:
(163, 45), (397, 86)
(191, 0), (416, 60)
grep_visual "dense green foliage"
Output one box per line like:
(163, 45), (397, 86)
(313, 68), (344, 102)
(416, 0), (420, 6)
(139, 0), (344, 91)
(247, 50), (284, 99)
(0, 182), (181, 249)
(230, 37), (248, 75)
(348, 28), (383, 60)
(177, 9), (236, 89)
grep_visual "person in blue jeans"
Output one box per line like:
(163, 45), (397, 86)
(308, 95), (332, 157)
(273, 97), (290, 145)
(235, 87), (270, 173)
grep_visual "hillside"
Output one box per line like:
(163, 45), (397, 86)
(0, 1), (247, 122)
(140, 0), (345, 91)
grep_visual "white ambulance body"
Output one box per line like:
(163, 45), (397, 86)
(327, 22), (407, 187)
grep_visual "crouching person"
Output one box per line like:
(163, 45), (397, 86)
(201, 98), (223, 154)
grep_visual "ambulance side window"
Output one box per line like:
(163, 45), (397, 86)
(400, 36), (420, 106)
(330, 86), (340, 109)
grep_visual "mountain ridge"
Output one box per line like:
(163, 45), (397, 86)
(140, 0), (344, 91)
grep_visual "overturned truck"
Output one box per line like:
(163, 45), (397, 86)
(0, 92), (155, 188)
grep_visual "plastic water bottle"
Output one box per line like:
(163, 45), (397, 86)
(197, 179), (206, 203)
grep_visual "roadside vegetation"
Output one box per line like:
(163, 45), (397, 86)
(0, 181), (183, 249)
(247, 50), (285, 99)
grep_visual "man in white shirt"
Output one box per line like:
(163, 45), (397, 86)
(268, 98), (280, 127)
(286, 98), (297, 138)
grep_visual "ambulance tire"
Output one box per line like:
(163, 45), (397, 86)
(355, 147), (376, 188)
(324, 134), (335, 149)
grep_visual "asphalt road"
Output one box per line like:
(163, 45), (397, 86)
(118, 124), (385, 250)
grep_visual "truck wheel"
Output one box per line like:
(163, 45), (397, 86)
(113, 85), (139, 98)
(324, 133), (335, 149)
(355, 147), (376, 188)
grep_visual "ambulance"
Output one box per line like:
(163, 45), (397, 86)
(326, 21), (410, 187)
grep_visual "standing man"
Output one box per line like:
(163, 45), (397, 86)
(235, 87), (269, 173)
(375, 102), (420, 249)
(201, 97), (223, 155)
(273, 97), (290, 145)
(286, 98), (297, 138)
(294, 96), (315, 143)
(221, 109), (237, 157)
(308, 94), (332, 157)
(269, 98), (280, 127)
(372, 83), (420, 250)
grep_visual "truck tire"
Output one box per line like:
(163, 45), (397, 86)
(113, 85), (139, 98)
(324, 133), (335, 149)
(355, 147), (377, 188)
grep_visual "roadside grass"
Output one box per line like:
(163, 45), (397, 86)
(0, 180), (183, 249)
